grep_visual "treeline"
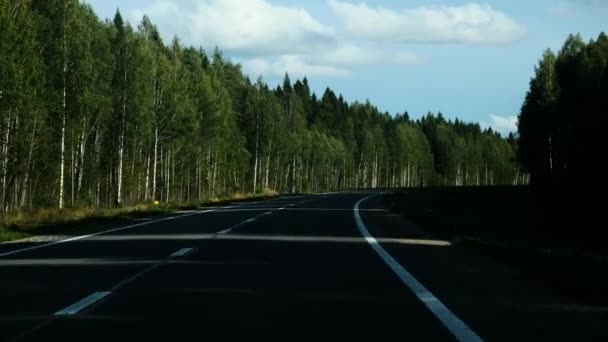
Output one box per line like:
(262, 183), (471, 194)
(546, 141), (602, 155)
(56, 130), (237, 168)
(518, 33), (607, 187)
(0, 1), (519, 211)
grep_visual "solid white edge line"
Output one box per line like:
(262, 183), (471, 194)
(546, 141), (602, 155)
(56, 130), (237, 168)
(54, 291), (112, 316)
(354, 194), (483, 342)
(0, 198), (274, 258)
(0, 210), (213, 258)
(1, 195), (316, 257)
(170, 248), (195, 257)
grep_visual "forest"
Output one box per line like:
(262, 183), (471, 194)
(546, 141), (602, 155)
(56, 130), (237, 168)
(517, 32), (607, 189)
(0, 0), (520, 212)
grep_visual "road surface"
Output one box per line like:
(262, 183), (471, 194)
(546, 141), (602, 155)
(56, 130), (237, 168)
(0, 192), (606, 341)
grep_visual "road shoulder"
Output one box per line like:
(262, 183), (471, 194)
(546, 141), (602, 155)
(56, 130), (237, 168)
(358, 194), (608, 341)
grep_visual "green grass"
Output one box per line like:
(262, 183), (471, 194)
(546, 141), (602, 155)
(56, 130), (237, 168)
(386, 186), (608, 304)
(0, 189), (279, 243)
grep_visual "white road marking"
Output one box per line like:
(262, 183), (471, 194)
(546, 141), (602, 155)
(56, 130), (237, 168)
(0, 209), (214, 258)
(185, 208), (388, 213)
(170, 248), (196, 257)
(215, 216), (257, 235)
(54, 291), (112, 316)
(214, 197), (313, 235)
(354, 194), (483, 342)
(0, 197), (272, 258)
(215, 234), (451, 246)
(175, 210), (198, 214)
(284, 208), (388, 212)
(4, 197), (293, 340)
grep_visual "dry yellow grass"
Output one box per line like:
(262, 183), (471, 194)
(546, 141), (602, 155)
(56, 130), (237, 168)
(0, 205), (167, 242)
(0, 190), (280, 242)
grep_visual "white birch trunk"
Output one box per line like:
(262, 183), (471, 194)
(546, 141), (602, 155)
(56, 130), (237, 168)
(253, 126), (259, 193)
(117, 85), (126, 205)
(291, 155), (296, 193)
(166, 148), (171, 203)
(21, 117), (38, 208)
(76, 119), (86, 199)
(59, 63), (67, 209)
(1, 113), (11, 211)
(59, 5), (68, 209)
(152, 128), (159, 201)
(144, 153), (150, 201)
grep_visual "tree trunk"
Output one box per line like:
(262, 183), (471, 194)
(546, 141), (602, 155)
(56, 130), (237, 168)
(273, 152), (281, 191)
(265, 154), (271, 190)
(1, 112), (11, 211)
(144, 153), (150, 201)
(117, 88), (126, 205)
(265, 140), (272, 189)
(166, 148), (171, 203)
(152, 128), (159, 201)
(207, 147), (212, 198)
(71, 141), (74, 206)
(291, 155), (296, 193)
(59, 2), (68, 210)
(76, 119), (86, 200)
(253, 126), (259, 193)
(373, 152), (378, 188)
(59, 81), (66, 209)
(21, 117), (38, 208)
(211, 151), (218, 198)
(484, 162), (488, 186)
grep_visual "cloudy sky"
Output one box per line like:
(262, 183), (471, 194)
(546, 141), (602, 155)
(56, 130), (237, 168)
(84, 0), (608, 134)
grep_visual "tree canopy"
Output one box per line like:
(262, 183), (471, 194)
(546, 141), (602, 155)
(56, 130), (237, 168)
(0, 1), (519, 211)
(517, 33), (608, 188)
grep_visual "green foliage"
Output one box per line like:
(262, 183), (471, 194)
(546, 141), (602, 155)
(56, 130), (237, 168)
(0, 2), (518, 212)
(518, 33), (608, 187)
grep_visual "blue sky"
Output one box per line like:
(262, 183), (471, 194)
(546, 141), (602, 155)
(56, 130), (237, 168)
(84, 0), (608, 134)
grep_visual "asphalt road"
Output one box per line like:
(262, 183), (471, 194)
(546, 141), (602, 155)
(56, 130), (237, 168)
(0, 192), (606, 341)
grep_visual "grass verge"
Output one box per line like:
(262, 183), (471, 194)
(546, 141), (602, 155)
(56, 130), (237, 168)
(385, 186), (608, 304)
(0, 188), (279, 243)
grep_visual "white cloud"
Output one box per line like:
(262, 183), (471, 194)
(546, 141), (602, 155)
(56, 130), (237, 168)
(329, 0), (526, 44)
(243, 56), (351, 78)
(482, 114), (518, 135)
(127, 0), (423, 78)
(129, 0), (336, 56)
(313, 44), (422, 66)
(241, 44), (422, 78)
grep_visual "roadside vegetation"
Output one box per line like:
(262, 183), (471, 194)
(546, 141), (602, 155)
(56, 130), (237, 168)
(1, 189), (278, 243)
(1, 1), (518, 217)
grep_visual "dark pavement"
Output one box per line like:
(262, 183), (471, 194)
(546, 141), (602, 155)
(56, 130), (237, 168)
(0, 192), (606, 341)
